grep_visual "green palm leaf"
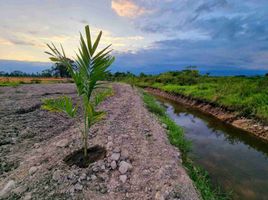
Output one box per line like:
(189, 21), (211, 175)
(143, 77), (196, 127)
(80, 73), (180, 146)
(44, 25), (114, 159)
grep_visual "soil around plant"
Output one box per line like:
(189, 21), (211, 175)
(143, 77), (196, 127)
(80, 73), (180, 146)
(145, 87), (268, 142)
(0, 83), (200, 200)
(64, 145), (107, 168)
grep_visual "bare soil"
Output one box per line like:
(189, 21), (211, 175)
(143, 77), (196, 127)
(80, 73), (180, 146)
(146, 87), (268, 142)
(63, 146), (107, 168)
(0, 83), (200, 200)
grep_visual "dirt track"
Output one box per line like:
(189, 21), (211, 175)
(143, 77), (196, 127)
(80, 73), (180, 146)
(0, 83), (199, 200)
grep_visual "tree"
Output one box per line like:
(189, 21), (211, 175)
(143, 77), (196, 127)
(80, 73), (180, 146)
(52, 58), (74, 77)
(139, 72), (146, 78)
(42, 25), (114, 161)
(0, 71), (6, 76)
(41, 69), (53, 77)
(10, 70), (25, 77)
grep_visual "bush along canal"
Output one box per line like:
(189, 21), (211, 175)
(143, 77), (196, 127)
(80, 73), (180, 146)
(150, 93), (268, 200)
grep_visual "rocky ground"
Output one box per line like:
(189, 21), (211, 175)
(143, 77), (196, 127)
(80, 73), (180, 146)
(0, 83), (200, 200)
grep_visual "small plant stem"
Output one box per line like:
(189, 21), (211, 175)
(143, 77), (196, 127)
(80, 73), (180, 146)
(84, 113), (88, 158)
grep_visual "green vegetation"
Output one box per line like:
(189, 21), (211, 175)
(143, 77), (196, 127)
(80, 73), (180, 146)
(42, 96), (78, 117)
(117, 69), (268, 124)
(43, 25), (114, 159)
(142, 91), (231, 200)
(0, 81), (20, 87)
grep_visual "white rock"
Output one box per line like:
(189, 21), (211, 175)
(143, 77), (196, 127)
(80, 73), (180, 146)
(74, 183), (83, 191)
(23, 192), (32, 200)
(52, 170), (64, 182)
(155, 191), (165, 200)
(108, 136), (112, 141)
(91, 175), (97, 181)
(101, 165), (106, 170)
(55, 139), (69, 148)
(119, 161), (132, 174)
(113, 147), (120, 153)
(111, 153), (120, 161)
(29, 166), (38, 176)
(107, 142), (113, 149)
(0, 180), (16, 198)
(119, 175), (127, 183)
(80, 173), (87, 181)
(13, 186), (27, 195)
(111, 161), (117, 169)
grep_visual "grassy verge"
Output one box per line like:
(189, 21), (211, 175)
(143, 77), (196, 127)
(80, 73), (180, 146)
(142, 91), (231, 200)
(114, 71), (268, 124)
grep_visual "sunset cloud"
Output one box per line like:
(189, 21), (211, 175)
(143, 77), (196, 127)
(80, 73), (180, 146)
(0, 0), (268, 73)
(111, 0), (148, 18)
(0, 38), (13, 46)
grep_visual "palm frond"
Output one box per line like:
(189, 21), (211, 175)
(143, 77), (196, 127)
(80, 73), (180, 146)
(42, 96), (77, 118)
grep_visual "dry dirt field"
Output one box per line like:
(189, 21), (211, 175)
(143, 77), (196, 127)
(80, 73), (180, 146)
(0, 83), (199, 200)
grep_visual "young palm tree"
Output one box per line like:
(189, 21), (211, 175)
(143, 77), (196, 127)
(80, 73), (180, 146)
(43, 25), (114, 159)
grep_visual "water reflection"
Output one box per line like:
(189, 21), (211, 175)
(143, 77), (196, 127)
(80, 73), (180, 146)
(154, 94), (268, 200)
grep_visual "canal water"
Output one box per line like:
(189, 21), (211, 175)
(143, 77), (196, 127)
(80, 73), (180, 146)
(153, 95), (268, 200)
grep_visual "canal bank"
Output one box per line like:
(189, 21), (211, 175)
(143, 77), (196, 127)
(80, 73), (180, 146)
(150, 93), (268, 200)
(145, 87), (268, 142)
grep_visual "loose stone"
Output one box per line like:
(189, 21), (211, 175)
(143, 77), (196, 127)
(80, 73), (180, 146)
(80, 173), (87, 181)
(55, 139), (69, 147)
(111, 153), (120, 161)
(23, 192), (32, 200)
(119, 175), (127, 183)
(107, 142), (113, 150)
(29, 166), (38, 176)
(0, 180), (16, 198)
(52, 170), (64, 183)
(91, 175), (97, 181)
(74, 183), (83, 191)
(113, 147), (120, 153)
(119, 161), (132, 174)
(111, 161), (117, 169)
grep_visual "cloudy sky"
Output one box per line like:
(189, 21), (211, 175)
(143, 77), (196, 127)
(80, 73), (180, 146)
(0, 0), (268, 74)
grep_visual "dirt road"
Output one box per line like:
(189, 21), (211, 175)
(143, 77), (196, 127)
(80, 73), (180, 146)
(0, 83), (199, 200)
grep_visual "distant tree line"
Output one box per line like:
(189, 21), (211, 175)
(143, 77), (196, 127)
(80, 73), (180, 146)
(1, 64), (268, 78)
(0, 59), (74, 78)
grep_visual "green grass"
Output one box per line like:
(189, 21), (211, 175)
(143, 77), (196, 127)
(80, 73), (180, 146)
(142, 91), (231, 200)
(127, 72), (268, 124)
(0, 82), (20, 87)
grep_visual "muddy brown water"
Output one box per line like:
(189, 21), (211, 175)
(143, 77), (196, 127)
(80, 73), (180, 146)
(153, 94), (268, 200)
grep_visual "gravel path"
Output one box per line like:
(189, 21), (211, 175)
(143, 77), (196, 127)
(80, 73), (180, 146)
(0, 83), (200, 200)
